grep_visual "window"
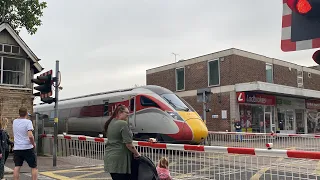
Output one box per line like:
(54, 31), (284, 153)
(0, 57), (25, 86)
(140, 96), (159, 108)
(104, 101), (109, 116)
(266, 64), (273, 83)
(0, 44), (20, 54)
(130, 98), (134, 111)
(175, 67), (185, 91)
(297, 70), (303, 88)
(208, 59), (220, 86)
(161, 93), (195, 112)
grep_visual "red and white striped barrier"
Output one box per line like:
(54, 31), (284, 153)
(208, 131), (320, 138)
(206, 131), (320, 151)
(41, 134), (320, 160)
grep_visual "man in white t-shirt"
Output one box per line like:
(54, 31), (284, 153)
(12, 107), (37, 180)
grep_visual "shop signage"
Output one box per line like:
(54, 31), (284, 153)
(236, 92), (276, 105)
(276, 97), (305, 109)
(306, 100), (320, 109)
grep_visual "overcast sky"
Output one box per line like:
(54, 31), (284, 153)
(20, 0), (318, 104)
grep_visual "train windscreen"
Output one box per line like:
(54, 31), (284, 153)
(161, 94), (195, 112)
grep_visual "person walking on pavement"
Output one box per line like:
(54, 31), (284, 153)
(103, 104), (141, 180)
(0, 118), (8, 180)
(12, 107), (37, 180)
(234, 119), (242, 141)
(1, 118), (14, 164)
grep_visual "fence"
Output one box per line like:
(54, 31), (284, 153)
(206, 131), (320, 151)
(41, 134), (320, 180)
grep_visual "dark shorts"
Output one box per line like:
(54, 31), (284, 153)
(13, 148), (37, 168)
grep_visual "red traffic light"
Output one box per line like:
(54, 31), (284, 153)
(287, 0), (312, 14)
(313, 50), (320, 65)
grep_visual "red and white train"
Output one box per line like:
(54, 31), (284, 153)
(34, 85), (208, 144)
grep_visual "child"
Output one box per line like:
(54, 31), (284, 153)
(156, 157), (172, 180)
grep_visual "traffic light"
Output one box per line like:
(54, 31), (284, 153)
(287, 0), (320, 18)
(313, 50), (320, 64)
(281, 0), (320, 64)
(31, 70), (55, 104)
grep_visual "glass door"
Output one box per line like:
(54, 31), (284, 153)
(285, 110), (295, 134)
(264, 112), (272, 133)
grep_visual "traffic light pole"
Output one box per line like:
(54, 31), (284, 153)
(53, 60), (59, 167)
(202, 91), (207, 145)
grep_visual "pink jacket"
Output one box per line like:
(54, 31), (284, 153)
(156, 166), (172, 180)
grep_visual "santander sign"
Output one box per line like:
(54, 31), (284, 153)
(236, 92), (275, 105)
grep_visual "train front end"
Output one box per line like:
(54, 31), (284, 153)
(160, 93), (208, 145)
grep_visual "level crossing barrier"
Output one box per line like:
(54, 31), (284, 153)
(41, 134), (320, 179)
(206, 131), (320, 151)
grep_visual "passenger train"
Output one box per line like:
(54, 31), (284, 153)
(34, 85), (208, 144)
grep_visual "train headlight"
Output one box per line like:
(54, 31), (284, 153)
(165, 111), (184, 121)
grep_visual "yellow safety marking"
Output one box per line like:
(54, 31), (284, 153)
(313, 160), (320, 175)
(40, 172), (76, 180)
(250, 147), (296, 180)
(174, 173), (194, 178)
(79, 178), (112, 180)
(71, 170), (104, 179)
(39, 166), (106, 180)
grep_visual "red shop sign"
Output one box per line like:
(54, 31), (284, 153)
(306, 100), (320, 110)
(236, 92), (276, 105)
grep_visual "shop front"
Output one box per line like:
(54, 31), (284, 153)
(276, 97), (305, 134)
(306, 100), (320, 134)
(237, 92), (276, 133)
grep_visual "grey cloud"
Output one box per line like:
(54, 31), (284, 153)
(21, 0), (318, 103)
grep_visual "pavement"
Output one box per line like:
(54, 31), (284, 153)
(3, 154), (108, 180)
(2, 152), (320, 180)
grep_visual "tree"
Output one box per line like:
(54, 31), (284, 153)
(0, 0), (47, 35)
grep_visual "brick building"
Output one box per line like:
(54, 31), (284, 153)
(0, 22), (43, 137)
(146, 48), (320, 134)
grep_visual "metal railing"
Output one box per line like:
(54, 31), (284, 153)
(205, 131), (320, 151)
(42, 134), (320, 179)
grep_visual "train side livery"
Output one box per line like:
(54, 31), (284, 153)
(34, 85), (208, 144)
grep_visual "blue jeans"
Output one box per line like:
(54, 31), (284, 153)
(236, 129), (242, 141)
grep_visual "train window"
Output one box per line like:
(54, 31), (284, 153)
(140, 96), (159, 108)
(130, 98), (134, 111)
(104, 102), (109, 116)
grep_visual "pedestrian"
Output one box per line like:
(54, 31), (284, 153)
(0, 118), (8, 180)
(12, 107), (37, 180)
(234, 119), (242, 141)
(103, 104), (141, 180)
(1, 118), (14, 163)
(156, 157), (172, 180)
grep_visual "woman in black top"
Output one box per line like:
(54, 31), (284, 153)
(1, 118), (13, 163)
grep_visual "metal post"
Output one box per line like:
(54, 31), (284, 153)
(35, 113), (39, 156)
(53, 60), (59, 167)
(202, 91), (207, 145)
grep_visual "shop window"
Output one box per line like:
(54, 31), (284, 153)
(266, 63), (273, 83)
(175, 67), (185, 91)
(208, 59), (220, 86)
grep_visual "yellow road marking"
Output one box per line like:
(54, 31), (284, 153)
(250, 147), (296, 180)
(43, 166), (103, 173)
(174, 173), (193, 178)
(39, 166), (105, 180)
(71, 170), (104, 179)
(314, 160), (320, 175)
(79, 178), (112, 180)
(40, 172), (76, 180)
